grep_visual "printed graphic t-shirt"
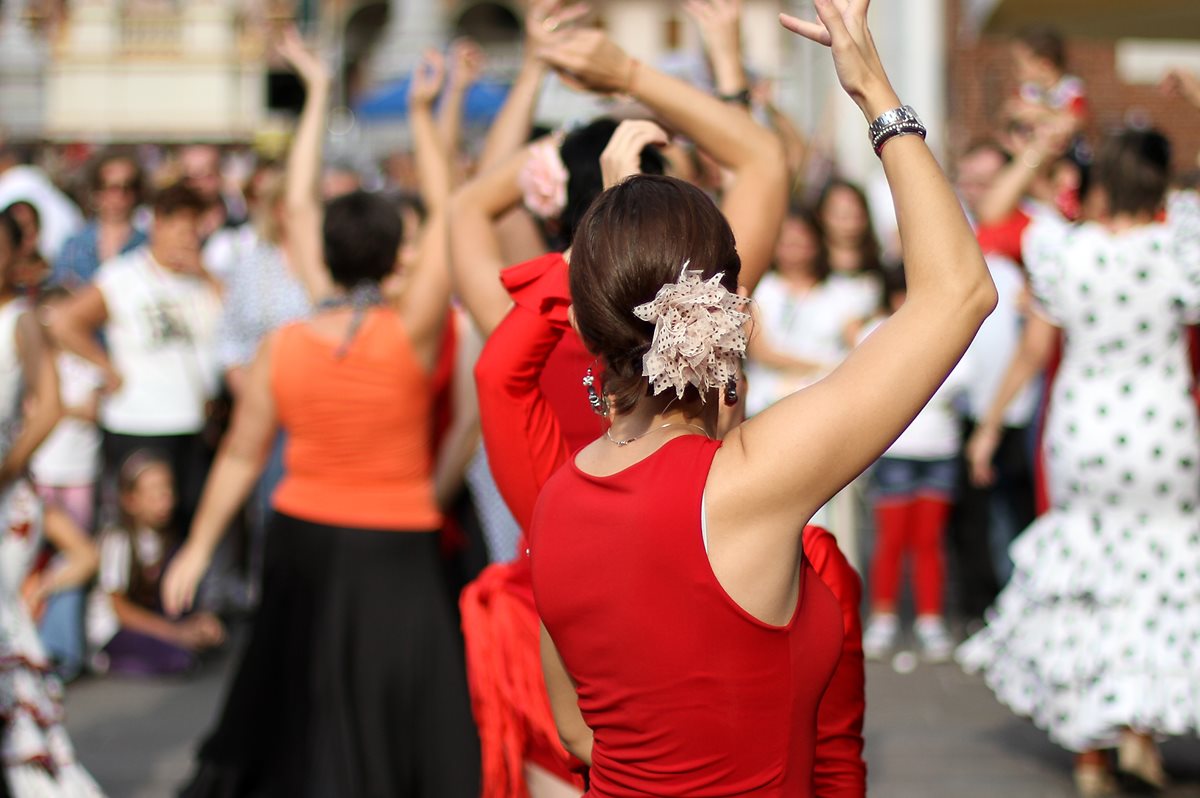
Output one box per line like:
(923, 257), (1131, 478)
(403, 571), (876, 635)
(95, 248), (223, 436)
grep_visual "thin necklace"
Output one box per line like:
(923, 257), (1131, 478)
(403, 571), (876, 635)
(604, 421), (710, 447)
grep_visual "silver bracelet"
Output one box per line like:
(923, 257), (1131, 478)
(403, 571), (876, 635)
(868, 105), (927, 157)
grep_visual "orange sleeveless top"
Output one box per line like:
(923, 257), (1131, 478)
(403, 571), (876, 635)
(270, 309), (441, 531)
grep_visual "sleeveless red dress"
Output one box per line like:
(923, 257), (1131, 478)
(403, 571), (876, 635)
(463, 253), (865, 798)
(531, 436), (845, 797)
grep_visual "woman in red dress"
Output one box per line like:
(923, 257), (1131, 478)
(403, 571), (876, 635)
(448, 23), (788, 798)
(473, 211), (868, 796)
(527, 3), (997, 795)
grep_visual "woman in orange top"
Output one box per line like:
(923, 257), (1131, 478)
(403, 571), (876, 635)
(160, 33), (479, 797)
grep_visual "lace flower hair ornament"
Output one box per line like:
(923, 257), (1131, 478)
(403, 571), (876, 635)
(633, 262), (751, 401)
(518, 135), (568, 220)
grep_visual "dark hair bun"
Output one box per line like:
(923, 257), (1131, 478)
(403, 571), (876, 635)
(568, 175), (739, 414)
(1136, 130), (1171, 174)
(558, 118), (668, 247)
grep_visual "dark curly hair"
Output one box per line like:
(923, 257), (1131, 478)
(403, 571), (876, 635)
(556, 118), (668, 248)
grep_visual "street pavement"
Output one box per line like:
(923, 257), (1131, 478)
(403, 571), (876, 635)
(63, 638), (1200, 798)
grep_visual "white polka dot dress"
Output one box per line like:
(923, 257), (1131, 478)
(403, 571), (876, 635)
(958, 192), (1200, 753)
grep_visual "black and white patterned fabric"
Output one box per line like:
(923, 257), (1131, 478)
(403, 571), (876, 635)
(959, 191), (1200, 752)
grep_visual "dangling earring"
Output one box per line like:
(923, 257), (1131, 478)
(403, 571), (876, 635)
(583, 366), (608, 417)
(723, 377), (739, 407)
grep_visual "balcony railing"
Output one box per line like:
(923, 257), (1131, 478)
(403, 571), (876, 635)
(118, 14), (183, 57)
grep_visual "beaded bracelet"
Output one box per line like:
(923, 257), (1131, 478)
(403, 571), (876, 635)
(868, 105), (927, 157)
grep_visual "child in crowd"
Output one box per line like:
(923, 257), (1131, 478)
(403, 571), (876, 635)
(88, 451), (224, 676)
(1009, 26), (1088, 130)
(862, 268), (971, 663)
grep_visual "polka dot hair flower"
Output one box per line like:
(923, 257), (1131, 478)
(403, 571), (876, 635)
(633, 262), (751, 401)
(518, 136), (568, 220)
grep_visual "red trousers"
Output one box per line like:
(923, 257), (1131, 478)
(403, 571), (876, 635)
(870, 497), (950, 616)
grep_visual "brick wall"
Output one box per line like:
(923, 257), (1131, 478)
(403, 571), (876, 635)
(945, 2), (1200, 176)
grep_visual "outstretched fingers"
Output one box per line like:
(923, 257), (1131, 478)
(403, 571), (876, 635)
(811, 0), (853, 44)
(778, 12), (830, 46)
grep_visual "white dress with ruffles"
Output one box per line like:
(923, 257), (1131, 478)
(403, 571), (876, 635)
(958, 192), (1200, 752)
(0, 297), (104, 796)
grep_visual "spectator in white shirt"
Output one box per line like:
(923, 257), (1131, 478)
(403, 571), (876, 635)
(50, 182), (223, 535)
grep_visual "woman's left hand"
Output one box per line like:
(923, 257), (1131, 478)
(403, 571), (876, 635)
(446, 38), (485, 92)
(275, 25), (330, 89)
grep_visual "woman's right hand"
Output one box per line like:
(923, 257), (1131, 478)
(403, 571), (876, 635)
(779, 0), (897, 118)
(600, 120), (669, 189)
(966, 423), (1001, 487)
(409, 49), (446, 110)
(161, 542), (213, 618)
(538, 28), (636, 95)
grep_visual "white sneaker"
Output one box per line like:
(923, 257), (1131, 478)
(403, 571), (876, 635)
(914, 615), (955, 663)
(863, 613), (899, 661)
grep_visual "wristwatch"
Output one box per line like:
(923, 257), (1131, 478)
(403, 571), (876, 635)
(868, 105), (927, 157)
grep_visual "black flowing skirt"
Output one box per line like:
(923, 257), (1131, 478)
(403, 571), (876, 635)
(180, 513), (481, 798)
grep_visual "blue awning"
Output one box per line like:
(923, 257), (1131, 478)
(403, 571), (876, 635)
(355, 77), (511, 123)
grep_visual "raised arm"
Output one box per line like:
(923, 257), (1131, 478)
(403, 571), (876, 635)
(399, 50), (458, 369)
(448, 145), (531, 335)
(437, 39), (484, 174)
(539, 28), (786, 291)
(976, 115), (1071, 225)
(411, 50), (453, 213)
(712, 0), (996, 531)
(277, 27), (335, 303)
(685, 0), (747, 99)
(475, 301), (570, 529)
(477, 0), (588, 172)
(754, 80), (809, 185)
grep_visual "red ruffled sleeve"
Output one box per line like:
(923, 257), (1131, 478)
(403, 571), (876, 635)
(499, 252), (574, 329)
(803, 525), (867, 797)
(474, 252), (581, 535)
(474, 305), (571, 534)
(464, 253), (591, 798)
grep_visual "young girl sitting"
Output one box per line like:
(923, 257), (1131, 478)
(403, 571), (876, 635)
(862, 268), (972, 663)
(88, 451), (224, 676)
